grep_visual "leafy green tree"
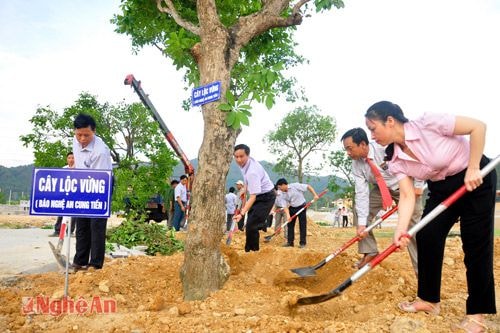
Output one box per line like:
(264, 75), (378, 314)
(113, 0), (345, 300)
(265, 105), (336, 183)
(19, 92), (178, 212)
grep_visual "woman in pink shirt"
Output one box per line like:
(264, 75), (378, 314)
(365, 101), (496, 333)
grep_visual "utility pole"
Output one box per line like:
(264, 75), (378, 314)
(8, 189), (12, 205)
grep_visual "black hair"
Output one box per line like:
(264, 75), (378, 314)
(340, 128), (369, 145)
(276, 178), (288, 186)
(180, 175), (188, 180)
(364, 101), (409, 161)
(66, 151), (74, 157)
(73, 113), (96, 130)
(234, 144), (250, 155)
(229, 187), (235, 193)
(170, 179), (179, 185)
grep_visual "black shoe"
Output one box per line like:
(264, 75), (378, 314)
(70, 263), (88, 272)
(282, 243), (293, 247)
(299, 244), (306, 249)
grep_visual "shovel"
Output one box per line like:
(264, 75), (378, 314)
(295, 155), (499, 305)
(291, 205), (398, 277)
(48, 216), (71, 269)
(264, 189), (328, 243)
(226, 208), (241, 246)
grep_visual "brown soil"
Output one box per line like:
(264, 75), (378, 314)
(1, 216), (499, 332)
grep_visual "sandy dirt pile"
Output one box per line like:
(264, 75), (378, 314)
(0, 216), (499, 332)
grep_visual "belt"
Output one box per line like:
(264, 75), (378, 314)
(256, 190), (275, 198)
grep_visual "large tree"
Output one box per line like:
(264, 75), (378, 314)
(328, 149), (354, 200)
(113, 0), (345, 300)
(19, 92), (178, 212)
(265, 105), (336, 183)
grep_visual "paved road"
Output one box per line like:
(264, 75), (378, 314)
(0, 228), (76, 279)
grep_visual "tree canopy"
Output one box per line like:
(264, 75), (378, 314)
(112, 0), (344, 128)
(19, 92), (178, 212)
(265, 105), (336, 183)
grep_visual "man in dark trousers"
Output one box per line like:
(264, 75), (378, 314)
(232, 144), (276, 252)
(276, 178), (319, 248)
(71, 113), (112, 271)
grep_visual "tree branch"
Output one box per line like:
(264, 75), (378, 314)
(157, 0), (200, 35)
(225, 0), (312, 67)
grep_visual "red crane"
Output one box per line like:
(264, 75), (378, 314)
(124, 74), (194, 226)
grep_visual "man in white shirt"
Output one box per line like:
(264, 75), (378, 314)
(172, 175), (188, 231)
(233, 144), (276, 252)
(225, 187), (238, 231)
(276, 178), (319, 248)
(342, 127), (423, 271)
(72, 114), (112, 271)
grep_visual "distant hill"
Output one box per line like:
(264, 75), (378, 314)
(173, 158), (348, 205)
(0, 164), (33, 201)
(11, 158), (499, 205)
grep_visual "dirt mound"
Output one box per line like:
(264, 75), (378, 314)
(1, 223), (499, 332)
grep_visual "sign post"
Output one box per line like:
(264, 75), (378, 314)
(30, 168), (113, 296)
(30, 168), (113, 218)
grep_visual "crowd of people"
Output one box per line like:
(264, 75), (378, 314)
(227, 102), (497, 332)
(59, 102), (496, 332)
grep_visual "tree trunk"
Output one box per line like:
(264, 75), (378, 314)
(298, 157), (303, 183)
(180, 26), (238, 300)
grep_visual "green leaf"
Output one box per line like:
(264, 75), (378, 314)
(218, 104), (233, 111)
(265, 94), (274, 109)
(231, 117), (241, 130)
(226, 111), (236, 126)
(225, 90), (236, 106)
(239, 90), (250, 102)
(238, 112), (250, 126)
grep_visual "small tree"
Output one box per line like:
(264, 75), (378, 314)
(328, 149), (354, 201)
(20, 92), (178, 211)
(265, 105), (336, 183)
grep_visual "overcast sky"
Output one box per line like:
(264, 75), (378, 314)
(1, 0), (499, 169)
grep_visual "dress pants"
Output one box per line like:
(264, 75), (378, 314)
(416, 155), (496, 314)
(73, 217), (108, 269)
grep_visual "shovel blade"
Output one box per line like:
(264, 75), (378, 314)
(297, 289), (341, 305)
(290, 266), (317, 277)
(263, 235), (273, 242)
(49, 241), (67, 269)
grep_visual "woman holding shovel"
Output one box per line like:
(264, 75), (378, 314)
(365, 101), (496, 332)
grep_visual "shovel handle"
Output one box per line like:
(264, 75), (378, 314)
(271, 189), (328, 237)
(58, 222), (67, 241)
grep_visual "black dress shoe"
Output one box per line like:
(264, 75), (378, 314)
(70, 263), (88, 272)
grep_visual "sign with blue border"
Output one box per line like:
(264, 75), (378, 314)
(30, 168), (113, 217)
(191, 81), (221, 107)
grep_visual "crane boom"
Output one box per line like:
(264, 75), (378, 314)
(124, 74), (194, 177)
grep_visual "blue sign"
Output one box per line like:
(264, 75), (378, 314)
(30, 168), (113, 218)
(191, 81), (221, 107)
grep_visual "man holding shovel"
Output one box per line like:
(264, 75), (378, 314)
(232, 144), (275, 252)
(341, 127), (424, 271)
(276, 178), (319, 249)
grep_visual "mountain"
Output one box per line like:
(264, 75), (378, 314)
(173, 158), (348, 204)
(0, 164), (34, 201)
